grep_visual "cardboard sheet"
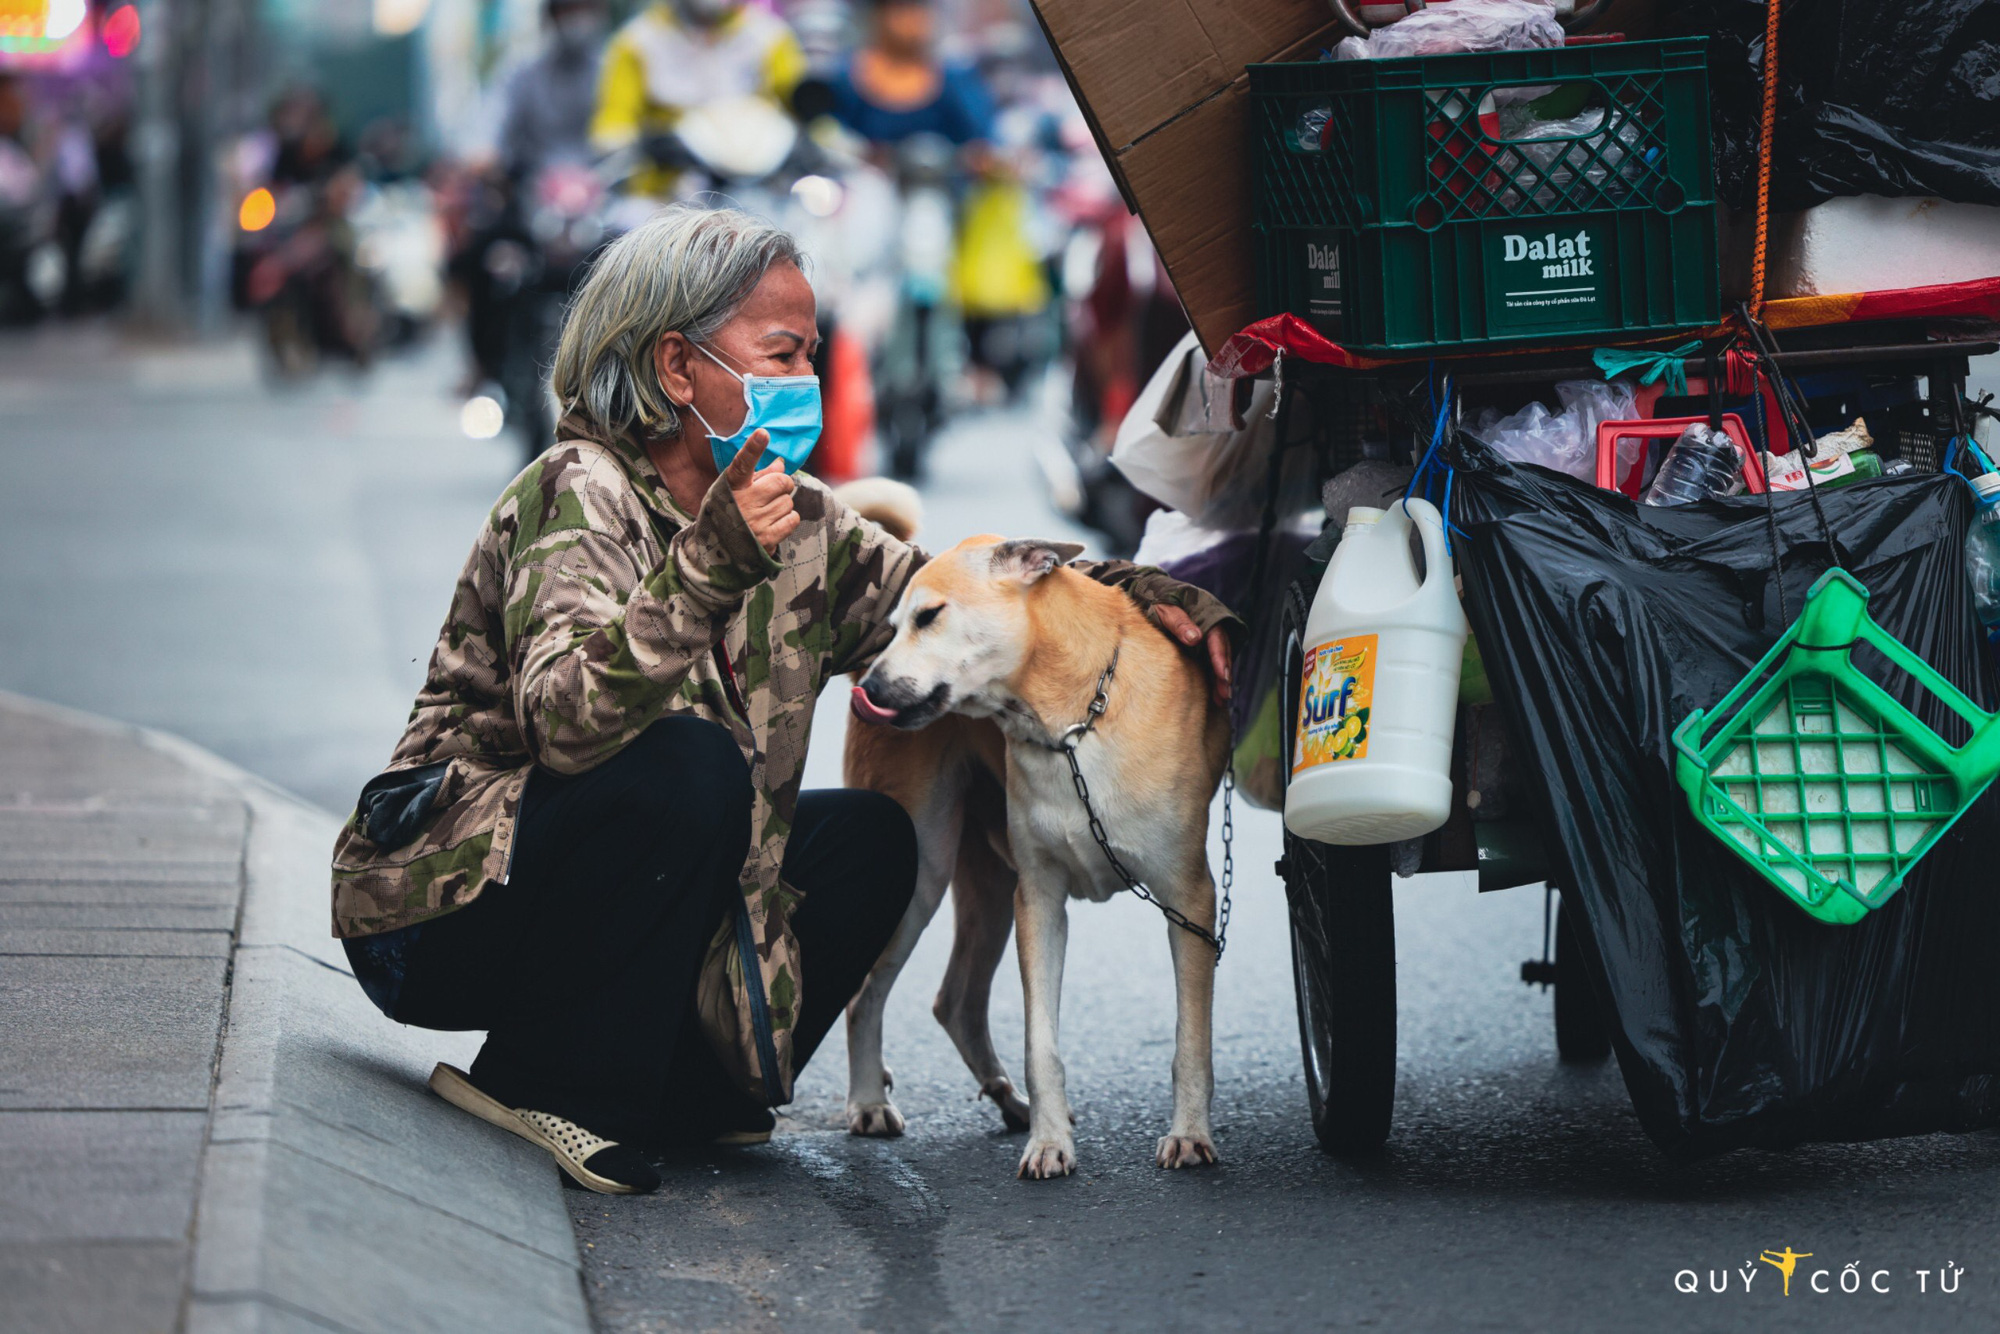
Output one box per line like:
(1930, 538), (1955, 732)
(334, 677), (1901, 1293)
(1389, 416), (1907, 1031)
(1031, 0), (1343, 353)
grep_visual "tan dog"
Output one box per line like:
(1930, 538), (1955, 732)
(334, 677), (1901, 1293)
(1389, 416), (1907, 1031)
(834, 483), (1030, 1138)
(847, 533), (1230, 1179)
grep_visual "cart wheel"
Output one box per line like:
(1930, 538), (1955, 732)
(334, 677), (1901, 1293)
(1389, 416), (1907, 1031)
(1284, 833), (1397, 1154)
(1278, 576), (1396, 1154)
(1553, 901), (1610, 1063)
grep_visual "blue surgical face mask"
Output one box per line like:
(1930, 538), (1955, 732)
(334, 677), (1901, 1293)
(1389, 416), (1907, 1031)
(688, 344), (822, 476)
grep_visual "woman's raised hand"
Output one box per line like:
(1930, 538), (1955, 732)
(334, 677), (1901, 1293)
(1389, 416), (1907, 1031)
(724, 429), (800, 554)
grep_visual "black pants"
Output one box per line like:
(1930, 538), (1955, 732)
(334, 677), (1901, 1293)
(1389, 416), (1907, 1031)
(345, 717), (917, 1144)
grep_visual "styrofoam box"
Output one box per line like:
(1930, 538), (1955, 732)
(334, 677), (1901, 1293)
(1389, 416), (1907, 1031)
(1724, 196), (2000, 299)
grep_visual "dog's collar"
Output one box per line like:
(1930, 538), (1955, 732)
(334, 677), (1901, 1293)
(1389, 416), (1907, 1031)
(1038, 644), (1121, 753)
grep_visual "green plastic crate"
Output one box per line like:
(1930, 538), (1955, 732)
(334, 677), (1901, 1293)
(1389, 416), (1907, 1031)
(1673, 569), (2000, 925)
(1250, 39), (1718, 354)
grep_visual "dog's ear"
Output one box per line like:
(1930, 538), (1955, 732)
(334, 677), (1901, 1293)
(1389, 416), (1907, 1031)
(989, 538), (1087, 585)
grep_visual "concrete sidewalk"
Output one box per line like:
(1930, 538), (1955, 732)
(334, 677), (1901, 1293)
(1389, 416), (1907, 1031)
(0, 692), (591, 1334)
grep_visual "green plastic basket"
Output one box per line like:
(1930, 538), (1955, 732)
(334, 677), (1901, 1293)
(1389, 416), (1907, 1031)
(1248, 38), (1718, 353)
(1672, 569), (2000, 924)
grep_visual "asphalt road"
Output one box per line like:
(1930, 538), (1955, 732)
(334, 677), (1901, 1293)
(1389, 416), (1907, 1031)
(5, 327), (1999, 1333)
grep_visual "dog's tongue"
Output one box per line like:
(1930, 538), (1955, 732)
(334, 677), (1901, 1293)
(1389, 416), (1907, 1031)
(850, 685), (901, 725)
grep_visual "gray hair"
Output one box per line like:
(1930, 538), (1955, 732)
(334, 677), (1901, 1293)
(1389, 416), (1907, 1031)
(550, 205), (805, 443)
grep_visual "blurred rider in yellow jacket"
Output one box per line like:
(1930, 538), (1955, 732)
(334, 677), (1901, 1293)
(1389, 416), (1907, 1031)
(591, 0), (808, 197)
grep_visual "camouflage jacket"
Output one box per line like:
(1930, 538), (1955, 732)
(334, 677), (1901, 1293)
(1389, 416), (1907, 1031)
(330, 427), (1236, 1104)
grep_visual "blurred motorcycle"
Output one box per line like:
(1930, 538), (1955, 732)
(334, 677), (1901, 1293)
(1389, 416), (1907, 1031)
(235, 170), (384, 379)
(462, 160), (608, 461)
(351, 177), (446, 349)
(873, 131), (959, 479)
(0, 132), (62, 323)
(1036, 198), (1187, 555)
(954, 168), (1055, 404)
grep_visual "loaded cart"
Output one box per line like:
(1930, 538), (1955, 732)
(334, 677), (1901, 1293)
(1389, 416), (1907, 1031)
(1250, 326), (1998, 1155)
(1033, 0), (2000, 1157)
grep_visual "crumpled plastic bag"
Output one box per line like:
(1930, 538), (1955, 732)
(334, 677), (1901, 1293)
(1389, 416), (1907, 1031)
(1111, 331), (1320, 531)
(1468, 379), (1639, 483)
(1133, 508), (1237, 569)
(1333, 0), (1563, 62)
(1666, 0), (2000, 210)
(1494, 102), (1650, 205)
(1320, 459), (1417, 529)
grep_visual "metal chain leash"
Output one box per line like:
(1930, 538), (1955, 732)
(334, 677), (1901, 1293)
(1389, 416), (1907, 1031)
(1047, 650), (1232, 962)
(1217, 763), (1235, 951)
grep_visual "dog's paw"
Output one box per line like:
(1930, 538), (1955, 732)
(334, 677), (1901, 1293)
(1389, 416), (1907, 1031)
(1017, 1135), (1076, 1180)
(847, 1100), (906, 1138)
(979, 1078), (1031, 1133)
(1155, 1132), (1218, 1169)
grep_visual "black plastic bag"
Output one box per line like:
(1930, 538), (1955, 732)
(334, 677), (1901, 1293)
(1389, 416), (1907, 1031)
(1665, 0), (2000, 209)
(1452, 439), (2000, 1155)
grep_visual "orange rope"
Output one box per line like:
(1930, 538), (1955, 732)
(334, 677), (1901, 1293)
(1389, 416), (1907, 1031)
(1748, 0), (1783, 313)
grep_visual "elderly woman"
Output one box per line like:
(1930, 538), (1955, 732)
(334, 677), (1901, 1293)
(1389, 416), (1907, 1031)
(330, 206), (1233, 1195)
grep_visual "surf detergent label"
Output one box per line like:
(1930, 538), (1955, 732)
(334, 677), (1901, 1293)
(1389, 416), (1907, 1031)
(1294, 634), (1376, 773)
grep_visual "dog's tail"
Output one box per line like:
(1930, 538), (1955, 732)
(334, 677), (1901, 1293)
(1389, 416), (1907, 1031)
(832, 476), (923, 543)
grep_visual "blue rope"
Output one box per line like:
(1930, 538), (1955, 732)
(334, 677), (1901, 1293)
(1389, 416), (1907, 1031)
(1944, 434), (1999, 490)
(1403, 363), (1469, 553)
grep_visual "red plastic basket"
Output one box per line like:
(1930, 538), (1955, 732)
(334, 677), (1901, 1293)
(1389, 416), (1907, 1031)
(1595, 414), (1766, 497)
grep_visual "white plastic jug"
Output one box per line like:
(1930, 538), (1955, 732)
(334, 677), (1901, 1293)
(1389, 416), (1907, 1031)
(1284, 497), (1468, 845)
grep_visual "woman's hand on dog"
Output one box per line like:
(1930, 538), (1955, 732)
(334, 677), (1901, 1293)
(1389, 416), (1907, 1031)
(1151, 606), (1232, 707)
(724, 429), (800, 554)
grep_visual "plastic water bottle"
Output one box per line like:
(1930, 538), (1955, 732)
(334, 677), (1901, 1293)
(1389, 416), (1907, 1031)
(1965, 472), (2000, 645)
(1642, 422), (1742, 506)
(1284, 498), (1467, 845)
